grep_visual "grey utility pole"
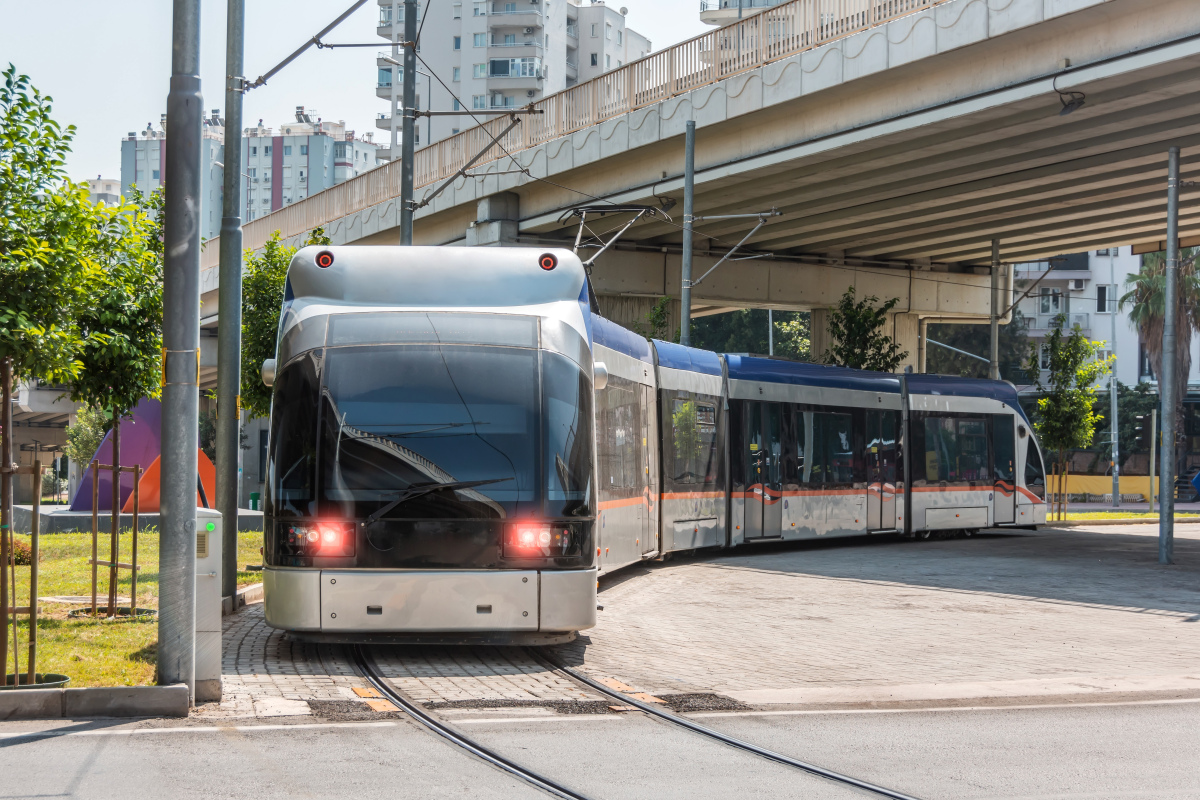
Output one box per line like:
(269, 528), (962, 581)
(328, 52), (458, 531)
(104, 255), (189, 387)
(989, 239), (1000, 380)
(216, 0), (244, 602)
(161, 0), (203, 701)
(680, 120), (696, 346)
(768, 310), (774, 356)
(399, 0), (417, 245)
(1109, 246), (1120, 508)
(1160, 146), (1181, 565)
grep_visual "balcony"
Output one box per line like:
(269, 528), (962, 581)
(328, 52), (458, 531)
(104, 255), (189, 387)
(488, 41), (543, 59)
(487, 9), (542, 29)
(566, 23), (578, 38)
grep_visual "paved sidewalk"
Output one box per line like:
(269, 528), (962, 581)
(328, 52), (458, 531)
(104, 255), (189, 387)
(552, 525), (1200, 707)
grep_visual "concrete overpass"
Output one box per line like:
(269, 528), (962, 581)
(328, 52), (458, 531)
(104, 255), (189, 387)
(194, 0), (1197, 363)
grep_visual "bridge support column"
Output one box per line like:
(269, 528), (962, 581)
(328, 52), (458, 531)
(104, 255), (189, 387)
(890, 313), (921, 374)
(810, 309), (831, 363)
(596, 296), (681, 340)
(465, 192), (520, 247)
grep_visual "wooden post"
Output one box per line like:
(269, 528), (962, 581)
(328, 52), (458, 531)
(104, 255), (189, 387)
(28, 461), (39, 685)
(109, 416), (120, 617)
(91, 459), (98, 617)
(131, 465), (140, 615)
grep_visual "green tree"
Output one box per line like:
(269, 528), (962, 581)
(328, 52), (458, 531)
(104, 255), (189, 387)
(822, 287), (907, 372)
(0, 64), (98, 385)
(1119, 248), (1200, 471)
(926, 310), (1032, 381)
(1090, 381), (1158, 473)
(1027, 315), (1111, 495)
(63, 406), (110, 467)
(632, 297), (676, 342)
(689, 308), (810, 359)
(240, 228), (332, 419)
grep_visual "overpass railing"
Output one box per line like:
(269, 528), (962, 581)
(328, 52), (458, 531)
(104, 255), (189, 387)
(203, 0), (949, 268)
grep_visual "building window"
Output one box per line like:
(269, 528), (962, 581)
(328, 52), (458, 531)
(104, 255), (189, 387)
(1040, 344), (1051, 370)
(474, 1), (485, 15)
(590, 23), (597, 37)
(264, 145), (272, 156)
(453, 2), (462, 18)
(491, 93), (515, 108)
(1096, 284), (1118, 313)
(248, 167), (256, 177)
(453, 99), (462, 110)
(300, 145), (308, 155)
(504, 1), (517, 11)
(452, 66), (461, 81)
(590, 53), (598, 66)
(152, 169), (160, 180)
(452, 128), (460, 134)
(282, 166), (292, 180)
(606, 54), (611, 68)
(283, 145), (292, 156)
(474, 63), (487, 78)
(489, 57), (541, 78)
(605, 23), (612, 40)
(454, 36), (462, 49)
(617, 30), (622, 46)
(1096, 248), (1110, 256)
(472, 94), (487, 109)
(473, 33), (486, 47)
(250, 146), (257, 155)
(1039, 287), (1061, 315)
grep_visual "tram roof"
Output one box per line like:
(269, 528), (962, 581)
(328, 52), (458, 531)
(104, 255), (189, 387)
(592, 314), (653, 364)
(904, 374), (1028, 420)
(652, 340), (723, 377)
(724, 355), (901, 394)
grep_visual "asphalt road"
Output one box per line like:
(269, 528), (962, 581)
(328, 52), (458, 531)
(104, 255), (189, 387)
(3, 700), (1198, 799)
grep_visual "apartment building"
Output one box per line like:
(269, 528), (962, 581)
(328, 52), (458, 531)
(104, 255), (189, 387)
(86, 177), (121, 206)
(376, 0), (652, 153)
(120, 108), (379, 237)
(1012, 246), (1200, 390)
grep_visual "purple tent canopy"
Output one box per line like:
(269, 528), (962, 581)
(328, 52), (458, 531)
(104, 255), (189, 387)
(69, 398), (163, 512)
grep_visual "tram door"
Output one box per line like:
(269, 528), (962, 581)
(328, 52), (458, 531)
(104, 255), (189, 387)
(866, 410), (898, 531)
(744, 402), (783, 539)
(993, 414), (1016, 524)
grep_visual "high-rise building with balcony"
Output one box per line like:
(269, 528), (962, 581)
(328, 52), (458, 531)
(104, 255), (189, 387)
(376, 0), (651, 154)
(120, 107), (380, 237)
(699, 0), (789, 28)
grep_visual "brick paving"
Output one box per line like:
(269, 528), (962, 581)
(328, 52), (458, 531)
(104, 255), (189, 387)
(551, 525), (1200, 703)
(199, 525), (1200, 716)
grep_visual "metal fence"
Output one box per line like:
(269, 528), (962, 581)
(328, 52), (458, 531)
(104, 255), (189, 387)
(202, 0), (951, 269)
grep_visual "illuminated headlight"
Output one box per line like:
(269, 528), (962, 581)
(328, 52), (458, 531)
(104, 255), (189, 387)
(504, 524), (571, 558)
(285, 522), (355, 557)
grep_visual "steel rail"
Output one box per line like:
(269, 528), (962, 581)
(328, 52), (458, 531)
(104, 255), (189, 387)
(532, 650), (926, 800)
(351, 645), (594, 800)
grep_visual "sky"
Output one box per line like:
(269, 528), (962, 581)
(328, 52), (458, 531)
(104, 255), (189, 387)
(0, 0), (709, 181)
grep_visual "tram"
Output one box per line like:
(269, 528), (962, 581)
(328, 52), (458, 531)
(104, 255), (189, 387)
(260, 246), (1047, 642)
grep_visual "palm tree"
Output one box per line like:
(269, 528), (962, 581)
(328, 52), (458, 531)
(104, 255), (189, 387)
(1120, 247), (1200, 471)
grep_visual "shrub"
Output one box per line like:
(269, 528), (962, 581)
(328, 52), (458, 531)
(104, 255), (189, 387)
(7, 537), (32, 566)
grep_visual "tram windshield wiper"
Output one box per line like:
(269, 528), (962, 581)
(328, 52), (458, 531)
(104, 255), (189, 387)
(362, 478), (511, 526)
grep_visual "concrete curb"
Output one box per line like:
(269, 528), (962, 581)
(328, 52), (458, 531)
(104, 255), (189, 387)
(0, 684), (189, 721)
(222, 582), (264, 616)
(1044, 517), (1200, 528)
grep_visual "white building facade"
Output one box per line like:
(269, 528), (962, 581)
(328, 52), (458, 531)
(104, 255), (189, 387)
(376, 0), (651, 153)
(699, 0), (790, 27)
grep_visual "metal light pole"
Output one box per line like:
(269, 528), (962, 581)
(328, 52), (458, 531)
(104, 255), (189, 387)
(768, 309), (774, 356)
(680, 120), (696, 346)
(1160, 147), (1181, 565)
(399, 0), (417, 245)
(1149, 407), (1157, 515)
(989, 239), (1000, 380)
(161, 0), (203, 700)
(1109, 246), (1119, 508)
(216, 0), (244, 602)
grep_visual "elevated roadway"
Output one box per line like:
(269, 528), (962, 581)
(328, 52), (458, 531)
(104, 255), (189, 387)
(195, 0), (1200, 354)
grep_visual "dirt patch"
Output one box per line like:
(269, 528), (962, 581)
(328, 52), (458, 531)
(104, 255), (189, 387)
(657, 693), (751, 713)
(307, 699), (405, 722)
(424, 698), (615, 715)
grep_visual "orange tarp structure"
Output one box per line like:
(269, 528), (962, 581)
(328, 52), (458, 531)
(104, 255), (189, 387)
(122, 449), (217, 513)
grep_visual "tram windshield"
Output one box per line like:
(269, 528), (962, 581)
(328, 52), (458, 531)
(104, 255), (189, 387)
(266, 344), (593, 521)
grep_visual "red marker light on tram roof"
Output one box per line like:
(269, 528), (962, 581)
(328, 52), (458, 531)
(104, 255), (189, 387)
(315, 251), (335, 268)
(538, 253), (558, 271)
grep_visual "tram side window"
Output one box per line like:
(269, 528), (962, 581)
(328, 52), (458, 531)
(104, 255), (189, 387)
(597, 374), (643, 499)
(666, 392), (720, 487)
(808, 412), (854, 485)
(916, 415), (989, 484)
(1024, 437), (1046, 499)
(993, 415), (1016, 483)
(266, 354), (320, 517)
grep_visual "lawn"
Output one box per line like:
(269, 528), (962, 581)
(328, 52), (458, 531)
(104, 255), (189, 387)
(4, 527), (264, 687)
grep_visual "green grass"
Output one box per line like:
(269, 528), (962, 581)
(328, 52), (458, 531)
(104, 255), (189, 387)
(4, 527), (264, 687)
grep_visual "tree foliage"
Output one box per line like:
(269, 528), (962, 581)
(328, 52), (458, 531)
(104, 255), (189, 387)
(631, 297), (676, 342)
(66, 190), (164, 417)
(63, 406), (110, 467)
(1089, 381), (1158, 473)
(240, 228), (332, 419)
(1027, 315), (1111, 468)
(689, 308), (810, 360)
(822, 287), (907, 372)
(0, 64), (97, 383)
(926, 311), (1032, 381)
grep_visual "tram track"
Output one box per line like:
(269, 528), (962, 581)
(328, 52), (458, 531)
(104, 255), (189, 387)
(530, 648), (924, 800)
(350, 644), (594, 800)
